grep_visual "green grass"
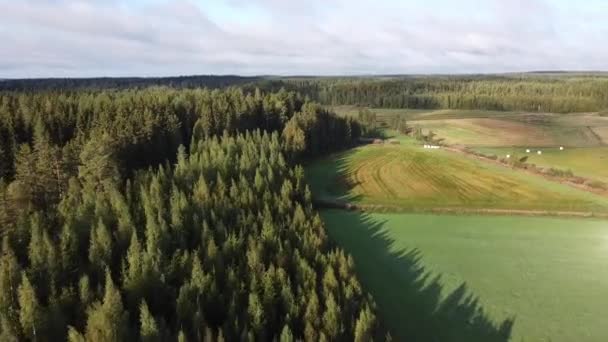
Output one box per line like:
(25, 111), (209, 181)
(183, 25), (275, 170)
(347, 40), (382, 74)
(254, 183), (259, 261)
(474, 147), (608, 183)
(321, 210), (608, 341)
(306, 138), (608, 213)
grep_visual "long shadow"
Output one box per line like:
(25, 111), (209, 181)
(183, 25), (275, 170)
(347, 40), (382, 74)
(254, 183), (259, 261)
(305, 147), (364, 203)
(323, 210), (514, 341)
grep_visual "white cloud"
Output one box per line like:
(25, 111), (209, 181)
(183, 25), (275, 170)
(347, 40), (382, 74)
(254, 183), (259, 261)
(0, 0), (607, 77)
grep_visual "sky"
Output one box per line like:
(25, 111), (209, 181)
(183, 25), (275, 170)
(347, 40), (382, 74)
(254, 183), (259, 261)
(1, 0), (607, 78)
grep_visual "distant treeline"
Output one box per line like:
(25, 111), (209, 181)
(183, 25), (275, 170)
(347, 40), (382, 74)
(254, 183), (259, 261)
(262, 76), (608, 113)
(0, 87), (376, 341)
(0, 75), (260, 91)
(4, 74), (608, 113)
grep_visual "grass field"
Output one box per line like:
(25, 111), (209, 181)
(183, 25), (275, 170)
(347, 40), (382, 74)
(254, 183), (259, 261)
(474, 147), (608, 183)
(306, 138), (608, 213)
(319, 106), (608, 341)
(321, 210), (608, 341)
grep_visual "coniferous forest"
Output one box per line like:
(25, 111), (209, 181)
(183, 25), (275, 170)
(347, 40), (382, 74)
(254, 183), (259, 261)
(271, 76), (608, 113)
(0, 86), (378, 341)
(5, 74), (608, 113)
(2, 73), (607, 341)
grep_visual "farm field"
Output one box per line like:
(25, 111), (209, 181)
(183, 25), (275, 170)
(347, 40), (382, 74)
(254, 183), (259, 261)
(320, 210), (608, 341)
(306, 137), (608, 214)
(332, 106), (608, 147)
(474, 147), (608, 183)
(409, 117), (603, 147)
(331, 106), (518, 121)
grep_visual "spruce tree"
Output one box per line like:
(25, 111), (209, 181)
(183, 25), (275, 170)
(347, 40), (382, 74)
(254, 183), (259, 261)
(17, 273), (44, 340)
(139, 300), (160, 342)
(83, 270), (129, 342)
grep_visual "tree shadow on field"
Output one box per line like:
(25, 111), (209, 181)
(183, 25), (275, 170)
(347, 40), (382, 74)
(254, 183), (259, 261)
(326, 211), (515, 342)
(307, 149), (364, 203)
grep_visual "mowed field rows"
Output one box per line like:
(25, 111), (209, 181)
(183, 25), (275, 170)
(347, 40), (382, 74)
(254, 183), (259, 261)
(321, 210), (608, 342)
(306, 139), (608, 213)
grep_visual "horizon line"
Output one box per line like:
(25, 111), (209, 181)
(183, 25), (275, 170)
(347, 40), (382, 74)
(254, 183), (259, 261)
(3, 70), (608, 81)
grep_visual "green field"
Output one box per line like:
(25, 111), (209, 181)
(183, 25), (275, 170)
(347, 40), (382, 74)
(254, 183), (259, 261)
(317, 108), (608, 341)
(321, 210), (608, 341)
(474, 146), (608, 183)
(306, 137), (608, 213)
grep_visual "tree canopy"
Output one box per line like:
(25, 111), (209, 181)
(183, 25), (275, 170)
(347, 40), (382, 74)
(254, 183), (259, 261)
(0, 86), (382, 341)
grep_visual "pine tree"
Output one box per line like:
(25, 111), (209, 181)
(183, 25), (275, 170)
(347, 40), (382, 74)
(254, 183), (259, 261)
(33, 117), (61, 207)
(322, 294), (341, 339)
(0, 315), (19, 342)
(78, 132), (119, 190)
(247, 292), (265, 335)
(83, 270), (129, 342)
(89, 219), (113, 274)
(13, 144), (37, 206)
(177, 329), (187, 342)
(139, 300), (160, 342)
(0, 179), (10, 228)
(279, 324), (294, 342)
(0, 240), (21, 339)
(354, 305), (376, 342)
(17, 273), (44, 340)
(67, 326), (86, 342)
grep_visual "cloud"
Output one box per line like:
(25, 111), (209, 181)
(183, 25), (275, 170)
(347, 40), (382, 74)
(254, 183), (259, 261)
(0, 0), (607, 77)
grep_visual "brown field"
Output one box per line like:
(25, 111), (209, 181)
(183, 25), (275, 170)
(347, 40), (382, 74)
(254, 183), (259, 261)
(410, 114), (606, 147)
(591, 126), (608, 143)
(409, 118), (558, 146)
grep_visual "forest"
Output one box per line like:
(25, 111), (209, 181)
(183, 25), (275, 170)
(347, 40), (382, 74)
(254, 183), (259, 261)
(2, 74), (608, 341)
(5, 74), (608, 113)
(0, 87), (378, 341)
(271, 75), (608, 113)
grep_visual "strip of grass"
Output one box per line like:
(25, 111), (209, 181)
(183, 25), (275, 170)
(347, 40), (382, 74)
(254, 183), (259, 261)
(474, 146), (608, 183)
(321, 210), (608, 341)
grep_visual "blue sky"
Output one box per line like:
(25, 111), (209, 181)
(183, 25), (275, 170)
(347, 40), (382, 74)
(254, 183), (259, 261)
(1, 0), (607, 78)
